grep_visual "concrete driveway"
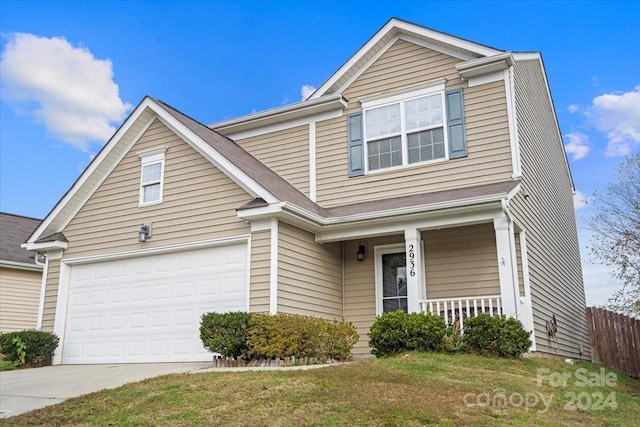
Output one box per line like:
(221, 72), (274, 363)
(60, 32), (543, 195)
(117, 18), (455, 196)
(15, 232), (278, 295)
(0, 362), (212, 418)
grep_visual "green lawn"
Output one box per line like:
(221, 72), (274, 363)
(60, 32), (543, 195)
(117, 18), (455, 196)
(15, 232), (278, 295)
(3, 352), (639, 426)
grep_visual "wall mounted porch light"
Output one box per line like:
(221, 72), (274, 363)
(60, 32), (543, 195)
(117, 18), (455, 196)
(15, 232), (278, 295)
(138, 224), (151, 243)
(357, 244), (366, 262)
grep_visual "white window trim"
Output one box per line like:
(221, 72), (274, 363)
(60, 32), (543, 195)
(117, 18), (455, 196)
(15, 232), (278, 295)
(362, 84), (449, 174)
(138, 147), (167, 207)
(374, 243), (407, 315)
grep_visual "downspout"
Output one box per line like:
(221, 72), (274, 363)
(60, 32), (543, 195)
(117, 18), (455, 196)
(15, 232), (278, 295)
(341, 241), (346, 319)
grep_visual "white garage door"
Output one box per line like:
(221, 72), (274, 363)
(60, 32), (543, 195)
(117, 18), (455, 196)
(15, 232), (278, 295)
(62, 243), (247, 364)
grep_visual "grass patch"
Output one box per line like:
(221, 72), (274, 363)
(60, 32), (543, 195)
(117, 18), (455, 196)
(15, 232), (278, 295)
(3, 352), (639, 426)
(0, 353), (15, 371)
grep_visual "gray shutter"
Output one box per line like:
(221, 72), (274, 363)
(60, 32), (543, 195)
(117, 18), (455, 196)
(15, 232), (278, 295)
(347, 112), (364, 177)
(446, 88), (468, 159)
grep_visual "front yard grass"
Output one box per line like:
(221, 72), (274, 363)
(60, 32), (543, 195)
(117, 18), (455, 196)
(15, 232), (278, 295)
(3, 352), (639, 426)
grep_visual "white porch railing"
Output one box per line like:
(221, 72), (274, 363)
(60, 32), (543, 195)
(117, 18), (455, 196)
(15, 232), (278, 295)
(419, 295), (502, 333)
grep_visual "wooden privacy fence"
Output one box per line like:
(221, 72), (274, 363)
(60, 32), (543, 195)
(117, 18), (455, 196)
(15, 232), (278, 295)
(586, 307), (640, 379)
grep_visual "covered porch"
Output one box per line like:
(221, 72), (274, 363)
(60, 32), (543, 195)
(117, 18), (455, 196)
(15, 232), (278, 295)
(318, 207), (535, 356)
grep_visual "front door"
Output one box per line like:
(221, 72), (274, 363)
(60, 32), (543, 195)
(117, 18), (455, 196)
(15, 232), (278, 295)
(377, 247), (408, 313)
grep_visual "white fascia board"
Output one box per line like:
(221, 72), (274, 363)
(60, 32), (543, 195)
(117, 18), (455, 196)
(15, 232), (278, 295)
(149, 100), (279, 204)
(21, 240), (68, 251)
(239, 190), (516, 236)
(512, 52), (575, 190)
(310, 19), (500, 100)
(0, 260), (43, 272)
(26, 98), (157, 244)
(210, 94), (347, 135)
(456, 52), (515, 79)
(323, 192), (510, 225)
(317, 206), (502, 243)
(237, 203), (323, 233)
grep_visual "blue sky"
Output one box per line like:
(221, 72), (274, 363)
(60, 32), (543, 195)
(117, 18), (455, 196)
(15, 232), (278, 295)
(1, 1), (638, 306)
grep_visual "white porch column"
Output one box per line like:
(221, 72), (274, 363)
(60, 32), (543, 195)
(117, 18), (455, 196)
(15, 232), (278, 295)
(404, 228), (424, 313)
(494, 216), (518, 318)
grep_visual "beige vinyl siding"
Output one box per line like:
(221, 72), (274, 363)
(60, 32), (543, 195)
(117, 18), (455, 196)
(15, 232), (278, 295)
(344, 235), (404, 357)
(424, 223), (500, 300)
(316, 39), (513, 206)
(0, 267), (41, 333)
(509, 59), (590, 359)
(250, 230), (271, 313)
(277, 222), (342, 319)
(41, 258), (60, 332)
(62, 119), (252, 258)
(235, 125), (310, 197)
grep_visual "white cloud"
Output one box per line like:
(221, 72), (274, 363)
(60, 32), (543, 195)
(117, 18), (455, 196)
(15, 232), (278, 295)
(568, 104), (579, 113)
(587, 86), (640, 157)
(0, 33), (131, 151)
(573, 190), (590, 210)
(300, 84), (316, 101)
(564, 132), (591, 160)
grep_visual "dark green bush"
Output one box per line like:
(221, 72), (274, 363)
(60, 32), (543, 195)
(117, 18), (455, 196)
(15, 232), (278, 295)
(200, 311), (252, 359)
(0, 329), (59, 366)
(247, 313), (358, 361)
(464, 314), (532, 358)
(369, 310), (446, 357)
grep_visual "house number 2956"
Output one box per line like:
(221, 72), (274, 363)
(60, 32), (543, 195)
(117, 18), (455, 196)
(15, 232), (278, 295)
(408, 244), (416, 277)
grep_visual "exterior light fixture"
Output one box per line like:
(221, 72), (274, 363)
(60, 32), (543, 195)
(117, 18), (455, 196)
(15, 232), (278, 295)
(357, 244), (366, 262)
(138, 224), (151, 242)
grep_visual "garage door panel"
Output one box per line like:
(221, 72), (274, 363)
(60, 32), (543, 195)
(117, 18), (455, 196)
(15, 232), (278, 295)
(62, 243), (247, 364)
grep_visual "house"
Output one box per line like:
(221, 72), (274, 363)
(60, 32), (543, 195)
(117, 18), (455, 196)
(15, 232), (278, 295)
(0, 212), (43, 333)
(23, 18), (590, 364)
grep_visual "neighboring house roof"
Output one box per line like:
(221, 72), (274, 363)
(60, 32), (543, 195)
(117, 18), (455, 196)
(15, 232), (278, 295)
(0, 212), (42, 268)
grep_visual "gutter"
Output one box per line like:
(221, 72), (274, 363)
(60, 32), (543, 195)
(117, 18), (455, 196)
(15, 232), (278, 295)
(0, 260), (43, 272)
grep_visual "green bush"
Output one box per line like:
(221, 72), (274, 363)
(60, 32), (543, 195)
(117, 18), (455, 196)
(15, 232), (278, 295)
(200, 311), (252, 359)
(247, 313), (358, 361)
(464, 314), (532, 358)
(0, 330), (59, 366)
(200, 312), (359, 361)
(321, 319), (360, 360)
(369, 310), (446, 357)
(440, 326), (466, 354)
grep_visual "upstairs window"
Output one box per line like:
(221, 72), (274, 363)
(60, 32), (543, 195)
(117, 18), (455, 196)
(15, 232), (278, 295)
(364, 87), (446, 172)
(347, 84), (466, 177)
(138, 148), (166, 206)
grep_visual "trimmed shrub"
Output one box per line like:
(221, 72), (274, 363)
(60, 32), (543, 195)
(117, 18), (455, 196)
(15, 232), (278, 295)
(321, 320), (360, 361)
(0, 330), (59, 367)
(247, 313), (358, 361)
(200, 312), (359, 361)
(464, 314), (532, 358)
(369, 310), (446, 357)
(200, 311), (252, 359)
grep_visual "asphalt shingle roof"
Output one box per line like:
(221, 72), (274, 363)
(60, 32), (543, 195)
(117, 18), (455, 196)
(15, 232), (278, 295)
(0, 212), (42, 265)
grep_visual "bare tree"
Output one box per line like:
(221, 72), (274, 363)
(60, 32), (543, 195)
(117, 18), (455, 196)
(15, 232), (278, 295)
(589, 152), (640, 317)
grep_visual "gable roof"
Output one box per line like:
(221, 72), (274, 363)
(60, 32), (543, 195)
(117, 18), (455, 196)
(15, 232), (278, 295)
(309, 17), (503, 100)
(0, 212), (42, 267)
(25, 97), (328, 248)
